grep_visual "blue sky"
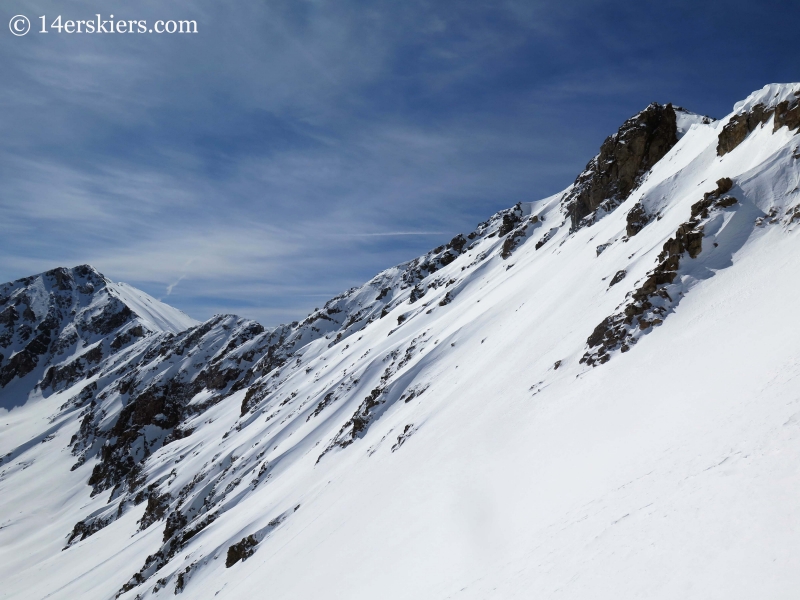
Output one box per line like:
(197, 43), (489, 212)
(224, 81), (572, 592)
(1, 0), (797, 325)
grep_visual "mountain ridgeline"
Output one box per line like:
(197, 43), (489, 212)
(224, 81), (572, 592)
(1, 83), (799, 600)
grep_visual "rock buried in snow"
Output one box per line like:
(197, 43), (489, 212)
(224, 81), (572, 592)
(226, 535), (258, 567)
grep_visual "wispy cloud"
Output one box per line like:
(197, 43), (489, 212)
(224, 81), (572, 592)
(336, 232), (447, 237)
(2, 0), (797, 324)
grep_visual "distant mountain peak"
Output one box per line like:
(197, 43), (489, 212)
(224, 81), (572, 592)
(0, 266), (197, 404)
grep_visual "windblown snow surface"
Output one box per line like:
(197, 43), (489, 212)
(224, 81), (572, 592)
(108, 283), (197, 335)
(1, 84), (800, 599)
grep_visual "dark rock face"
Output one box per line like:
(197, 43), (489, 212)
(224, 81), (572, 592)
(498, 209), (522, 237)
(0, 349), (39, 387)
(717, 104), (773, 156)
(0, 304), (57, 386)
(76, 316), (271, 499)
(718, 97), (800, 156)
(138, 490), (171, 531)
(47, 267), (75, 291)
(581, 178), (738, 367)
(0, 305), (18, 327)
(564, 103), (679, 231)
(626, 201), (651, 237)
(61, 310), (328, 575)
(535, 228), (557, 250)
(110, 324), (145, 350)
(328, 386), (386, 452)
(66, 516), (113, 546)
(0, 265), (147, 393)
(500, 205), (540, 260)
(774, 99), (800, 132)
(609, 270), (627, 287)
(225, 535), (258, 567)
(87, 303), (133, 336)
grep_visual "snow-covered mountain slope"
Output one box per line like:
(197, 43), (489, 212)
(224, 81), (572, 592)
(0, 266), (197, 411)
(109, 282), (198, 335)
(1, 83), (800, 600)
(674, 105), (714, 138)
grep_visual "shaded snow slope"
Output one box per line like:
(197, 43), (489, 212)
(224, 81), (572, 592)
(1, 84), (800, 600)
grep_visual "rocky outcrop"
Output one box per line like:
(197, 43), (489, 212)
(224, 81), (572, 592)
(0, 266), (150, 392)
(535, 227), (558, 250)
(608, 270), (627, 287)
(563, 103), (679, 231)
(581, 178), (737, 366)
(718, 96), (800, 156)
(322, 386), (386, 456)
(625, 201), (651, 237)
(717, 104), (774, 156)
(74, 315), (271, 499)
(500, 204), (540, 259)
(774, 98), (800, 132)
(225, 535), (258, 567)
